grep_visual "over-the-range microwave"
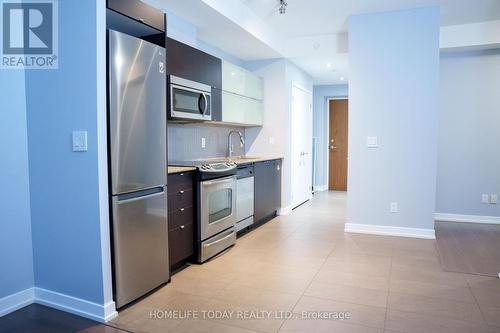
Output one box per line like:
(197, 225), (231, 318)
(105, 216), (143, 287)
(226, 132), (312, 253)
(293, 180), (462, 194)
(168, 75), (212, 121)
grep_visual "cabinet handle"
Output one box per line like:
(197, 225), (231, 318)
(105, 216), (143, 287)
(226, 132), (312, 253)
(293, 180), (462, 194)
(180, 173), (184, 176)
(180, 225), (185, 229)
(180, 208), (185, 212)
(179, 190), (185, 194)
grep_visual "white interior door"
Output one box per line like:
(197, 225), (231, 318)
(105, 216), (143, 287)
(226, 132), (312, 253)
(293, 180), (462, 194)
(291, 84), (313, 208)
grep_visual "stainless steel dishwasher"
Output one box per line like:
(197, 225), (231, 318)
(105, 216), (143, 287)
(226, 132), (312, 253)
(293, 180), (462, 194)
(236, 165), (254, 232)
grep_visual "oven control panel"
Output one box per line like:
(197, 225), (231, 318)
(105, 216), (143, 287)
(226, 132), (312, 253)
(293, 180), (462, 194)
(199, 162), (237, 172)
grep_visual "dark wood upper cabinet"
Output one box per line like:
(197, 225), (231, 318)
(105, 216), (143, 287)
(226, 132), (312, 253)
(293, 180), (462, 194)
(107, 0), (165, 32)
(166, 37), (222, 90)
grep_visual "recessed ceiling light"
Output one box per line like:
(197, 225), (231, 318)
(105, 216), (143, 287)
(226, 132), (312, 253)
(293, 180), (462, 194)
(326, 63), (332, 68)
(313, 43), (320, 50)
(340, 76), (345, 81)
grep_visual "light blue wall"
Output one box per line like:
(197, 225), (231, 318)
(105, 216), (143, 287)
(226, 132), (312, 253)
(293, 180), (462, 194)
(0, 70), (34, 299)
(25, 0), (106, 304)
(312, 84), (349, 188)
(437, 49), (500, 217)
(347, 7), (440, 230)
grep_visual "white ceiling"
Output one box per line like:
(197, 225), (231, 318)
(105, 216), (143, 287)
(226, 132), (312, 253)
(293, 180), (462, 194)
(154, 0), (500, 85)
(240, 0), (500, 37)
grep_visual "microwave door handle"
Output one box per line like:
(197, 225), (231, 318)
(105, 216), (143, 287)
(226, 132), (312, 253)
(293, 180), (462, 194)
(201, 93), (208, 115)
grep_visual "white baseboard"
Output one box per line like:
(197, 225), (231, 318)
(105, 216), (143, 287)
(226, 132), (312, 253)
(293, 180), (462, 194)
(35, 288), (117, 323)
(0, 288), (35, 317)
(0, 287), (117, 322)
(435, 213), (500, 225)
(314, 185), (328, 192)
(278, 205), (293, 215)
(345, 223), (436, 239)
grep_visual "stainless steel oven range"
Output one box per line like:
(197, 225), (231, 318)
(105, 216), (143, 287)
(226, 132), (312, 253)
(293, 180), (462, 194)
(171, 160), (238, 262)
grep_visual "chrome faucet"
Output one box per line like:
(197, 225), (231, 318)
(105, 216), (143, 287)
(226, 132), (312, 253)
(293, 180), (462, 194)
(228, 130), (245, 158)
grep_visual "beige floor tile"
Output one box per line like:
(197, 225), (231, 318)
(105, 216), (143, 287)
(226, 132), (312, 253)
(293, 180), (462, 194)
(207, 299), (285, 333)
(387, 292), (484, 323)
(470, 287), (500, 308)
(173, 319), (260, 333)
(305, 281), (388, 308)
(385, 309), (494, 333)
(389, 279), (476, 303)
(167, 275), (228, 298)
(279, 319), (384, 333)
(390, 266), (468, 287)
(391, 255), (441, 272)
(464, 274), (500, 292)
(321, 259), (391, 279)
(293, 296), (386, 329)
(314, 267), (390, 291)
(214, 283), (302, 311)
(327, 251), (392, 267)
(232, 273), (312, 295)
(479, 305), (500, 328)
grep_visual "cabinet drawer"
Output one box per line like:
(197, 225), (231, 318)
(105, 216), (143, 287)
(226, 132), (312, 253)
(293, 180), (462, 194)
(168, 189), (194, 212)
(168, 172), (193, 194)
(168, 206), (194, 230)
(169, 223), (194, 266)
(107, 0), (165, 32)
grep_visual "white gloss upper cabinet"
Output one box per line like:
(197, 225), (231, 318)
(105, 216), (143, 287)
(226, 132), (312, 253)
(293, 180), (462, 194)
(222, 91), (263, 126)
(222, 61), (263, 100)
(222, 61), (246, 96)
(221, 60), (264, 126)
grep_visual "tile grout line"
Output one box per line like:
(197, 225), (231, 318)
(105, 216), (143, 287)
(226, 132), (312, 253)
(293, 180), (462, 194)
(383, 241), (396, 331)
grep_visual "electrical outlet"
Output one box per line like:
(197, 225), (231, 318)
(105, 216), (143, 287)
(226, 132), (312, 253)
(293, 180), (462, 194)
(269, 137), (275, 145)
(482, 194), (490, 204)
(201, 137), (206, 148)
(490, 194), (498, 204)
(72, 131), (88, 152)
(390, 202), (398, 213)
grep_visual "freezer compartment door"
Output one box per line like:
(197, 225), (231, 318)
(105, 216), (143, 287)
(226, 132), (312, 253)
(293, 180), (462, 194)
(108, 30), (167, 195)
(112, 187), (169, 308)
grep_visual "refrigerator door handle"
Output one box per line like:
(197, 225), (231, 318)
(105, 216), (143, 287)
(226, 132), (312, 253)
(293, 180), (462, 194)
(116, 186), (166, 204)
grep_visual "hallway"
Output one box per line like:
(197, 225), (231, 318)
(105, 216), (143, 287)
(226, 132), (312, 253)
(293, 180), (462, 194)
(107, 191), (500, 333)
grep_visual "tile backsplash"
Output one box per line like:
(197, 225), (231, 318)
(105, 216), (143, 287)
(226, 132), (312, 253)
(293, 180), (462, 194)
(167, 123), (245, 162)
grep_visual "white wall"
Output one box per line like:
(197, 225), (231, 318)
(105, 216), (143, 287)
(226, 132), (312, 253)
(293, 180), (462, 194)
(347, 7), (440, 237)
(245, 59), (313, 210)
(0, 69), (34, 314)
(312, 84), (349, 189)
(437, 49), (500, 218)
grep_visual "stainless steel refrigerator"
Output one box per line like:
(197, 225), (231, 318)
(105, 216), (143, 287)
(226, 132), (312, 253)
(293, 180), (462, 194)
(108, 29), (168, 309)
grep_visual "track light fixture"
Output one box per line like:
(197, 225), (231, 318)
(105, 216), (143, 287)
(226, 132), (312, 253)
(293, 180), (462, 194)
(279, 0), (287, 14)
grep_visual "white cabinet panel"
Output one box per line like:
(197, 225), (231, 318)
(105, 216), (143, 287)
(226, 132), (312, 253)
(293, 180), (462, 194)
(245, 73), (263, 100)
(222, 60), (264, 126)
(245, 98), (263, 126)
(222, 61), (245, 95)
(222, 91), (263, 126)
(222, 91), (245, 124)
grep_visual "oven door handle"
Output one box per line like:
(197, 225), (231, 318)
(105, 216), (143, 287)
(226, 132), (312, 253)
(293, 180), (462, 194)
(202, 177), (235, 187)
(202, 229), (235, 248)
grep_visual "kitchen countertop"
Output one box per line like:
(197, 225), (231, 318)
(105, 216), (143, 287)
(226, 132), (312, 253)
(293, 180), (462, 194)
(168, 156), (283, 171)
(226, 156), (283, 165)
(167, 166), (197, 174)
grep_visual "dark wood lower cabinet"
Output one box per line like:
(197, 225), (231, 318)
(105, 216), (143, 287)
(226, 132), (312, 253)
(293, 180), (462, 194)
(254, 159), (282, 223)
(167, 172), (195, 271)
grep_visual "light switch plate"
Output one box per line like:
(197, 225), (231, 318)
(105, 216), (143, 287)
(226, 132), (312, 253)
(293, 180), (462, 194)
(201, 137), (206, 148)
(367, 136), (378, 148)
(390, 202), (398, 213)
(269, 137), (275, 145)
(490, 194), (498, 204)
(72, 131), (88, 152)
(482, 194), (490, 204)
